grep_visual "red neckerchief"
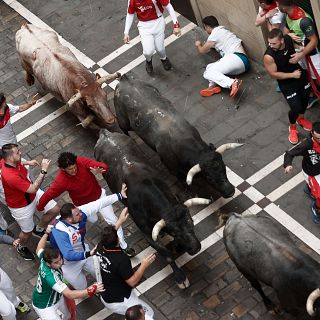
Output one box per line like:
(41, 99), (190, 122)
(312, 138), (320, 154)
(257, 1), (277, 14)
(288, 5), (306, 20)
(0, 105), (10, 129)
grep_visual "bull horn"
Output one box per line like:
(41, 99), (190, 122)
(306, 288), (320, 316)
(96, 72), (121, 85)
(186, 164), (201, 185)
(215, 143), (244, 154)
(66, 91), (82, 107)
(152, 219), (166, 241)
(184, 198), (211, 207)
(77, 114), (95, 128)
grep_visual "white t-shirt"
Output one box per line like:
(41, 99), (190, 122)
(0, 103), (19, 148)
(208, 26), (242, 57)
(258, 7), (286, 29)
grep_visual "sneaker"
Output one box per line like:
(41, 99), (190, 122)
(161, 58), (172, 71)
(230, 79), (243, 97)
(304, 184), (315, 200)
(311, 202), (320, 224)
(16, 302), (31, 313)
(32, 226), (45, 238)
(307, 96), (318, 109)
(122, 247), (136, 258)
(200, 86), (222, 97)
(288, 125), (299, 145)
(296, 117), (312, 131)
(17, 246), (35, 261)
(145, 59), (153, 74)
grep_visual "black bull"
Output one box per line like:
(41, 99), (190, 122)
(114, 75), (242, 198)
(94, 130), (210, 288)
(224, 213), (320, 317)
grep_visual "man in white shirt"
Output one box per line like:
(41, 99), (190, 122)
(0, 93), (38, 148)
(255, 0), (285, 31)
(195, 16), (250, 97)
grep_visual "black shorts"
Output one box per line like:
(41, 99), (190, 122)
(281, 82), (311, 113)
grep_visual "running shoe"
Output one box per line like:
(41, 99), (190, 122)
(161, 58), (172, 71)
(17, 246), (35, 261)
(307, 96), (318, 109)
(200, 86), (222, 97)
(296, 117), (312, 131)
(122, 246), (136, 258)
(32, 226), (45, 238)
(230, 79), (243, 97)
(145, 59), (153, 74)
(16, 302), (31, 313)
(288, 125), (299, 145)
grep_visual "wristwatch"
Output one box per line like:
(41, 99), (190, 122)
(40, 169), (47, 175)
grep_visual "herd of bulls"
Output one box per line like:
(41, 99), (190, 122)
(15, 23), (320, 318)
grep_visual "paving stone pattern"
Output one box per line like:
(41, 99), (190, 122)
(1, 1), (320, 319)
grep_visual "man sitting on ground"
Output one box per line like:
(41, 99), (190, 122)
(195, 15), (250, 97)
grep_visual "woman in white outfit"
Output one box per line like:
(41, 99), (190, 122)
(123, 0), (181, 74)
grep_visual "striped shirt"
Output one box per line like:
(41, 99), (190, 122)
(32, 249), (67, 309)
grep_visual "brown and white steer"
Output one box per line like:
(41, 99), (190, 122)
(15, 23), (121, 131)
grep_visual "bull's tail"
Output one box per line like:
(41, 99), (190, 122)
(217, 213), (229, 228)
(217, 211), (249, 228)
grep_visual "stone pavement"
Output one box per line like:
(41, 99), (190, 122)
(1, 0), (320, 319)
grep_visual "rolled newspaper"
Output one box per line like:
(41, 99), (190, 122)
(93, 255), (102, 283)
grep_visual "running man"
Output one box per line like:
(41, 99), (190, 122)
(123, 0), (181, 74)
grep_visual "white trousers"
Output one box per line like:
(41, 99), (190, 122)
(88, 189), (127, 249)
(138, 16), (166, 61)
(0, 268), (20, 320)
(204, 53), (246, 88)
(0, 179), (8, 230)
(62, 254), (95, 290)
(101, 290), (154, 319)
(33, 296), (70, 320)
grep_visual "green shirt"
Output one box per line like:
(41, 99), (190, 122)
(32, 249), (67, 309)
(286, 8), (313, 40)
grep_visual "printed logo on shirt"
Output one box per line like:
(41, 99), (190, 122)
(98, 253), (111, 274)
(71, 231), (81, 243)
(308, 150), (320, 165)
(137, 5), (153, 12)
(306, 26), (313, 33)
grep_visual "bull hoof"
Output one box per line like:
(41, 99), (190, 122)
(177, 278), (190, 289)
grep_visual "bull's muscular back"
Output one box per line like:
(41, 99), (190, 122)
(15, 24), (93, 102)
(114, 76), (207, 171)
(224, 213), (320, 312)
(94, 130), (178, 224)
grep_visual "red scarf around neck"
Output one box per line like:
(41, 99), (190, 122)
(257, 1), (277, 13)
(288, 5), (306, 20)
